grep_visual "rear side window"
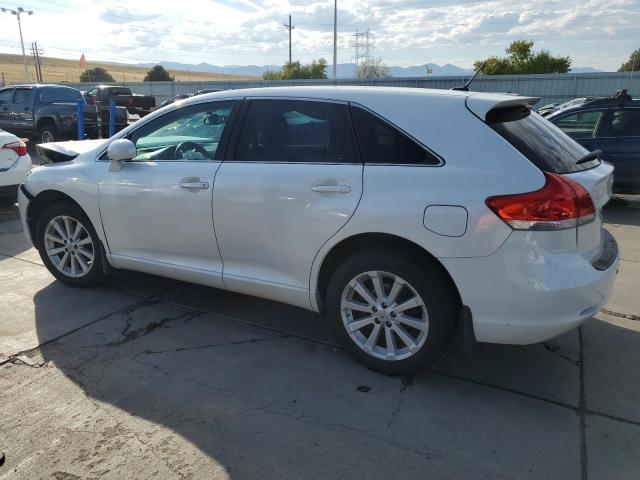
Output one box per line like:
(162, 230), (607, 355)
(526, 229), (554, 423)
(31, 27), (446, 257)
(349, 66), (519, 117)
(0, 89), (13, 103)
(13, 88), (34, 104)
(40, 87), (82, 102)
(351, 106), (441, 165)
(235, 100), (357, 163)
(488, 107), (599, 173)
(552, 111), (603, 139)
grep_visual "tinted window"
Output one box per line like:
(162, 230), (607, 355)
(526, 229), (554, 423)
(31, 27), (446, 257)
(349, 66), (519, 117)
(0, 88), (14, 103)
(351, 106), (440, 165)
(490, 108), (599, 173)
(40, 87), (82, 102)
(129, 101), (235, 161)
(13, 88), (34, 104)
(601, 109), (640, 137)
(235, 100), (357, 163)
(552, 110), (603, 139)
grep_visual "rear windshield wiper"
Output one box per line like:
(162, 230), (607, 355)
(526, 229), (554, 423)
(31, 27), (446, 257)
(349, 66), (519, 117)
(576, 149), (601, 164)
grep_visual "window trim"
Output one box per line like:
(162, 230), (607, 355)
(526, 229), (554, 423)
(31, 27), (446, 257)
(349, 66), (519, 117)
(227, 96), (362, 165)
(349, 102), (445, 167)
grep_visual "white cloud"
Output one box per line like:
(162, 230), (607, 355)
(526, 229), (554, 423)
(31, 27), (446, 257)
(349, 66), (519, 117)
(0, 0), (638, 70)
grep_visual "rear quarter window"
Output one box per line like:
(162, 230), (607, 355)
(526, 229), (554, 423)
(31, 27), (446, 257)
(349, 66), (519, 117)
(487, 106), (599, 173)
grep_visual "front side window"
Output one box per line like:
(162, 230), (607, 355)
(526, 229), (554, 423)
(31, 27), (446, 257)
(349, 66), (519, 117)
(235, 100), (357, 163)
(0, 89), (13, 104)
(600, 109), (640, 138)
(129, 101), (235, 161)
(552, 110), (603, 139)
(351, 106), (441, 165)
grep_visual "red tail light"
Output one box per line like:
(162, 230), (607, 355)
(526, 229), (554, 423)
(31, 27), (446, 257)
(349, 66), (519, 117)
(486, 172), (595, 231)
(2, 140), (28, 157)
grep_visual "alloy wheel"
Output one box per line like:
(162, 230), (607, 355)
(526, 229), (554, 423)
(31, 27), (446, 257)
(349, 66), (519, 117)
(340, 271), (429, 361)
(44, 215), (95, 278)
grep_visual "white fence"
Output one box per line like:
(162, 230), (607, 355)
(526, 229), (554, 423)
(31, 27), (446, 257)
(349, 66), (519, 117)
(64, 72), (640, 107)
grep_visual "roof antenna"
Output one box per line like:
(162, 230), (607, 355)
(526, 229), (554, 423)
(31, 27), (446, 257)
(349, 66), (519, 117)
(451, 60), (486, 92)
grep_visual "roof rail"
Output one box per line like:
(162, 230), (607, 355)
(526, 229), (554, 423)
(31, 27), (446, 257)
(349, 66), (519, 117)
(583, 89), (634, 108)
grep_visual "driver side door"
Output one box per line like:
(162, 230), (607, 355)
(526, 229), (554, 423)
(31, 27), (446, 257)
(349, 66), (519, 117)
(98, 100), (238, 287)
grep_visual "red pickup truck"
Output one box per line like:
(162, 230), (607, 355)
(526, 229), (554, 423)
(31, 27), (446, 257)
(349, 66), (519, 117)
(84, 85), (156, 117)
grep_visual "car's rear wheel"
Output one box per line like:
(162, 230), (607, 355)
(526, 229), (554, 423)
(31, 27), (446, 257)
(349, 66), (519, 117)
(38, 121), (58, 143)
(326, 249), (458, 375)
(35, 202), (105, 287)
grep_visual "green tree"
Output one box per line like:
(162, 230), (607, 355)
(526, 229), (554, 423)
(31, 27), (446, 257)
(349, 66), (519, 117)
(474, 40), (571, 75)
(80, 67), (114, 82)
(618, 47), (640, 72)
(144, 65), (174, 82)
(262, 58), (328, 80)
(354, 58), (390, 79)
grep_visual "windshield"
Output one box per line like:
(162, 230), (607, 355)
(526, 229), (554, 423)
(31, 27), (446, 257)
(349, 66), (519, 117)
(488, 107), (600, 173)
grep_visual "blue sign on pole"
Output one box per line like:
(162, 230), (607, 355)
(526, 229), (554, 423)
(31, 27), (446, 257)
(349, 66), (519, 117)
(109, 101), (116, 137)
(76, 100), (84, 140)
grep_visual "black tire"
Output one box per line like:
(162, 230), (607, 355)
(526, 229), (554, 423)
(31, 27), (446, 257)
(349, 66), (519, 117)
(326, 248), (459, 376)
(38, 121), (58, 143)
(35, 202), (105, 287)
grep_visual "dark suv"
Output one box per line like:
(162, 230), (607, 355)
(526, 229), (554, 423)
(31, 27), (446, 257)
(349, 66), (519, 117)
(547, 90), (640, 194)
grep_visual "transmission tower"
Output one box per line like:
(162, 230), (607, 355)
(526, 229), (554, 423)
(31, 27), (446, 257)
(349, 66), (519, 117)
(351, 29), (374, 65)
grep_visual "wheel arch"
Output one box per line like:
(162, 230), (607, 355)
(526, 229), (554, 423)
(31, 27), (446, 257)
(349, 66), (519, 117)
(313, 232), (462, 312)
(27, 190), (92, 248)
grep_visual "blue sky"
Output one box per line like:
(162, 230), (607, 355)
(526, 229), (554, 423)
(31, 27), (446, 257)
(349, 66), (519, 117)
(0, 0), (638, 70)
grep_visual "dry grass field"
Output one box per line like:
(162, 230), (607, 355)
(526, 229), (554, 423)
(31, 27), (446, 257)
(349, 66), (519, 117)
(0, 52), (255, 85)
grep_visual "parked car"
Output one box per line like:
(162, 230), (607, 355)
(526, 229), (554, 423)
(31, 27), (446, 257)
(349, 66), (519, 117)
(159, 94), (193, 108)
(547, 90), (640, 193)
(18, 87), (618, 375)
(0, 128), (31, 201)
(538, 97), (600, 117)
(0, 84), (128, 143)
(84, 86), (156, 117)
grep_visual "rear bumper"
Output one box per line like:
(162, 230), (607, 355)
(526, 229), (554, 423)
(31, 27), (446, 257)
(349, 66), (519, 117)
(0, 155), (32, 188)
(441, 228), (619, 345)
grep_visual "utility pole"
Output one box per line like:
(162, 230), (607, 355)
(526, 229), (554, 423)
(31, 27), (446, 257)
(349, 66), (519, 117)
(30, 41), (43, 82)
(1, 6), (34, 82)
(332, 0), (337, 79)
(284, 14), (294, 64)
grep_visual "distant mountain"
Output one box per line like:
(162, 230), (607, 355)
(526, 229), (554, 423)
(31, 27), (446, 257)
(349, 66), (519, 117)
(569, 67), (602, 73)
(136, 61), (475, 78)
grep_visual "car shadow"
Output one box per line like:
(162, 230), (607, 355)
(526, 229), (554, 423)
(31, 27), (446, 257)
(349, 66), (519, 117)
(28, 271), (640, 478)
(0, 201), (33, 259)
(604, 195), (640, 227)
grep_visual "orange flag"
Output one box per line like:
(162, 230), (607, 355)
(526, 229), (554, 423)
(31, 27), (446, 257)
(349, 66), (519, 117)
(79, 53), (86, 68)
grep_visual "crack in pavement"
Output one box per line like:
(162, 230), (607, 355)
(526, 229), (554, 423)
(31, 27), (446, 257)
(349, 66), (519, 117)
(387, 375), (413, 429)
(578, 327), (588, 480)
(136, 334), (290, 357)
(601, 309), (640, 322)
(543, 343), (580, 366)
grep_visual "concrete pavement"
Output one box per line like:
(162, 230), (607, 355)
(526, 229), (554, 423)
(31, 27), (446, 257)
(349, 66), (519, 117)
(0, 196), (639, 479)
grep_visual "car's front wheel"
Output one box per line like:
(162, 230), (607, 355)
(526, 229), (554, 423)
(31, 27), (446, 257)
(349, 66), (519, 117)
(326, 249), (458, 375)
(35, 202), (105, 287)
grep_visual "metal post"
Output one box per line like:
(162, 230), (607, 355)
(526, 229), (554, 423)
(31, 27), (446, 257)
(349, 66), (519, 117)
(76, 100), (84, 140)
(109, 101), (116, 137)
(332, 0), (337, 79)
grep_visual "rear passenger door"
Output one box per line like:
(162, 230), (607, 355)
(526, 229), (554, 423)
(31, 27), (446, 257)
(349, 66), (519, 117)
(212, 98), (363, 308)
(9, 87), (35, 133)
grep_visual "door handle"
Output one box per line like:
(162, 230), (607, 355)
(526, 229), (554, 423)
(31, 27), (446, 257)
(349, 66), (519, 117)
(179, 180), (210, 190)
(312, 184), (351, 194)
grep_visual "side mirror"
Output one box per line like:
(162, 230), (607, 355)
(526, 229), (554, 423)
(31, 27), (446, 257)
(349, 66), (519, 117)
(107, 139), (136, 171)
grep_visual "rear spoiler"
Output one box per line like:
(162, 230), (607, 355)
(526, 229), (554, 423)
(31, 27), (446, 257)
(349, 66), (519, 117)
(466, 93), (541, 121)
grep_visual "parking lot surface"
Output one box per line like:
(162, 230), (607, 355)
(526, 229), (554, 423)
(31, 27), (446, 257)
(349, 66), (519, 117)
(0, 195), (639, 479)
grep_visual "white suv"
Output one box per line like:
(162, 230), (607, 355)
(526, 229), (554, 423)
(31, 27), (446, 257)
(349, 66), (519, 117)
(18, 87), (618, 374)
(0, 128), (32, 202)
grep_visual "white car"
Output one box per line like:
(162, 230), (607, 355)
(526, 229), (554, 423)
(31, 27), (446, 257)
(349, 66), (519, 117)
(18, 87), (619, 374)
(0, 128), (32, 202)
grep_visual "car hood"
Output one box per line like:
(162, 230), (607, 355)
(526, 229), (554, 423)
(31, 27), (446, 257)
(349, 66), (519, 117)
(36, 139), (108, 164)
